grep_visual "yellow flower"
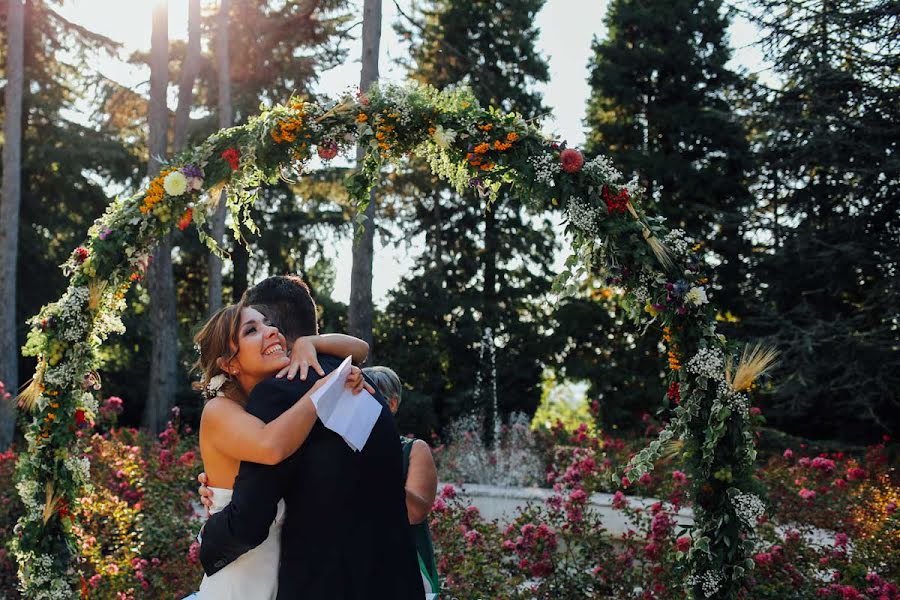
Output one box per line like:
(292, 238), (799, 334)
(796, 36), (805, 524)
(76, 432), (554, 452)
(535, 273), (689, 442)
(644, 303), (658, 317)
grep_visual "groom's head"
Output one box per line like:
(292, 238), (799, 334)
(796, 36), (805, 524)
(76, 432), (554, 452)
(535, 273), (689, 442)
(241, 275), (318, 343)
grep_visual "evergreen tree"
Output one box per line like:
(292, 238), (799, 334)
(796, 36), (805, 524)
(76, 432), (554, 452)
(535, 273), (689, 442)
(743, 0), (899, 441)
(586, 0), (754, 318)
(581, 0), (754, 428)
(379, 0), (555, 435)
(0, 1), (139, 434)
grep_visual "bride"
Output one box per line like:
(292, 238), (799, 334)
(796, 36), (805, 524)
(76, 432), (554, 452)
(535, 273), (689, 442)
(188, 303), (370, 599)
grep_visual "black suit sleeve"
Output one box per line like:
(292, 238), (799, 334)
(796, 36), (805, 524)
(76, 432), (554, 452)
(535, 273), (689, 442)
(198, 377), (317, 576)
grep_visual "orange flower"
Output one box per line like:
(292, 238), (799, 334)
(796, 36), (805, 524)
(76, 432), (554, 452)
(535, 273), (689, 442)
(480, 162), (495, 171)
(357, 113), (368, 122)
(506, 132), (519, 142)
(493, 140), (512, 151)
(479, 123), (494, 132)
(474, 143), (490, 154)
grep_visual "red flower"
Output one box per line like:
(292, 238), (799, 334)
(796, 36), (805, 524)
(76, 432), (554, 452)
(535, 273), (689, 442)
(177, 208), (193, 231)
(798, 488), (816, 500)
(73, 247), (89, 263)
(221, 147), (240, 170)
(560, 148), (584, 173)
(667, 381), (681, 404)
(676, 536), (691, 553)
(74, 409), (87, 426)
(603, 185), (629, 214)
(317, 142), (338, 161)
(846, 467), (866, 481)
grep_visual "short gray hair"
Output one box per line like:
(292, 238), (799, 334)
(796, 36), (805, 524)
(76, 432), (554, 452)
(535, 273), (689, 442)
(363, 366), (402, 405)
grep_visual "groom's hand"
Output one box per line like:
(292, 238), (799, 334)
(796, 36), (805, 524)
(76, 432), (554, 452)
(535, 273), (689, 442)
(197, 472), (214, 514)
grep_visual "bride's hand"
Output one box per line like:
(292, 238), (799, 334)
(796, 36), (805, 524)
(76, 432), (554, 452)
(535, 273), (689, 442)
(197, 471), (213, 515)
(276, 337), (326, 381)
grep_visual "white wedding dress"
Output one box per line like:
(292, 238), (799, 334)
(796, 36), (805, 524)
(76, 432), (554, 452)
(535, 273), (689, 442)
(194, 486), (286, 600)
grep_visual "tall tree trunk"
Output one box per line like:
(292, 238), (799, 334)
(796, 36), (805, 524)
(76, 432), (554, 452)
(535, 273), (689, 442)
(231, 242), (249, 304)
(348, 0), (381, 360)
(208, 0), (232, 315)
(143, 0), (176, 433)
(173, 0), (201, 154)
(0, 0), (25, 448)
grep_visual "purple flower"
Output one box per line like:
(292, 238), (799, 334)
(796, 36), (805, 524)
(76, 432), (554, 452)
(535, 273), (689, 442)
(181, 165), (204, 179)
(98, 227), (112, 240)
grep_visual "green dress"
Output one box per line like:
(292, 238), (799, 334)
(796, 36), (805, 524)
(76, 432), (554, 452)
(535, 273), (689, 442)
(401, 436), (441, 597)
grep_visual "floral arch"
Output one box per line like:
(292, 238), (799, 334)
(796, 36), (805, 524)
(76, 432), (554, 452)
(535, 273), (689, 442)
(12, 83), (771, 599)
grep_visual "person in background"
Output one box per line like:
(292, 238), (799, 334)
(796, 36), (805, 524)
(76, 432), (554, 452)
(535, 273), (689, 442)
(363, 366), (440, 597)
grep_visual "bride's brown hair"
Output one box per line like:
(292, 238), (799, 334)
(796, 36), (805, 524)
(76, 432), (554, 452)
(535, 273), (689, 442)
(192, 304), (246, 403)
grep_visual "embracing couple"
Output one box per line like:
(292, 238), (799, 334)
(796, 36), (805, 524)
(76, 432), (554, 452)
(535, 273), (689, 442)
(188, 275), (427, 599)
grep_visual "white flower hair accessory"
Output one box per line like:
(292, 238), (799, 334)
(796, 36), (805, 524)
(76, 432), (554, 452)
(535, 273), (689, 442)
(206, 373), (228, 399)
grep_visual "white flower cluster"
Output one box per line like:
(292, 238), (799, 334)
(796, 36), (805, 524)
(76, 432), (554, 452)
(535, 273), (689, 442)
(12, 551), (74, 599)
(686, 571), (724, 598)
(583, 154), (623, 183)
(623, 175), (642, 197)
(567, 196), (605, 236)
(43, 354), (86, 388)
(529, 152), (559, 185)
(376, 83), (414, 125)
(64, 455), (91, 485)
(58, 287), (91, 342)
(717, 382), (750, 418)
(731, 491), (766, 527)
(16, 479), (42, 522)
(686, 347), (725, 380)
(663, 229), (690, 257)
(80, 391), (99, 415)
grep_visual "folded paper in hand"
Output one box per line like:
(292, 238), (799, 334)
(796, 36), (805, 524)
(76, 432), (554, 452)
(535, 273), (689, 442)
(309, 356), (381, 451)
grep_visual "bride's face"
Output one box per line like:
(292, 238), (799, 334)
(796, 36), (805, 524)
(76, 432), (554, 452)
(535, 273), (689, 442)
(231, 307), (290, 384)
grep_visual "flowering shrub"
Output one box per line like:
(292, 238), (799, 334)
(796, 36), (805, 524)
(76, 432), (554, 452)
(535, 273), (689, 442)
(428, 429), (899, 599)
(0, 401), (203, 599)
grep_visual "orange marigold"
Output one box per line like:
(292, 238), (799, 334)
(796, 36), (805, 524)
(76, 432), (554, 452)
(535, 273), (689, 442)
(474, 143), (490, 154)
(506, 132), (519, 142)
(357, 113), (368, 122)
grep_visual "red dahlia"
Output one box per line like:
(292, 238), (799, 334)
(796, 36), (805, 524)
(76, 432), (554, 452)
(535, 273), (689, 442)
(560, 148), (584, 173)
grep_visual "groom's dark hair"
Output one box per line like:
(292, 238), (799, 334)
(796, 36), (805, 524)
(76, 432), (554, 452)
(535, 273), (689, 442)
(241, 275), (318, 342)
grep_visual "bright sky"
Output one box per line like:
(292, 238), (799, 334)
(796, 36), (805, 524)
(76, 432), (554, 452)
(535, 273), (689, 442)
(57, 0), (766, 307)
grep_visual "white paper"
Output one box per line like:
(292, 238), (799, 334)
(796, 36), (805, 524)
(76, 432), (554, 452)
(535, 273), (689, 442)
(309, 355), (381, 452)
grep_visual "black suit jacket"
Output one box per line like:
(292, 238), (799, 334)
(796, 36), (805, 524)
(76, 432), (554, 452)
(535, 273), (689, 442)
(199, 354), (424, 600)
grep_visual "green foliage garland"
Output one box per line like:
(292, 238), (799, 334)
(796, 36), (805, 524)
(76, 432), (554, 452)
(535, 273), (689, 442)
(13, 82), (767, 599)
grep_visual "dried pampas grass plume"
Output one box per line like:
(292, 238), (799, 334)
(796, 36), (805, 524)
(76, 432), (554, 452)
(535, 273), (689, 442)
(626, 200), (674, 270)
(17, 360), (47, 412)
(42, 481), (64, 525)
(726, 344), (779, 392)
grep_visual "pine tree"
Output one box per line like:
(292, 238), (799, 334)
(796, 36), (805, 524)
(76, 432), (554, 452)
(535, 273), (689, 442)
(586, 0), (754, 317)
(380, 0), (555, 434)
(0, 1), (138, 438)
(743, 0), (900, 441)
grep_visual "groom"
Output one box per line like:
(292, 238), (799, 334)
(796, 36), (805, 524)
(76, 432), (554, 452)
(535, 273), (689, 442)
(199, 276), (424, 599)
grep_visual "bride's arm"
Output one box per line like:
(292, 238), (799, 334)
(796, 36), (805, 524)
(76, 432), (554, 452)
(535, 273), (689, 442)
(307, 334), (369, 364)
(201, 367), (365, 466)
(201, 390), (318, 466)
(276, 334), (370, 380)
